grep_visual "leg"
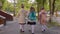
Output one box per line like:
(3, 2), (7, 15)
(27, 21), (31, 31)
(20, 25), (22, 30)
(28, 25), (31, 32)
(42, 20), (47, 31)
(31, 25), (35, 34)
(20, 24), (24, 32)
(41, 20), (46, 32)
(22, 25), (24, 32)
(44, 25), (48, 30)
(41, 25), (44, 31)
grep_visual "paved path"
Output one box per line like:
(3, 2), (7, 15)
(0, 17), (60, 34)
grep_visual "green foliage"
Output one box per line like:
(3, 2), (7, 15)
(1, 0), (60, 13)
(2, 1), (14, 12)
(55, 0), (60, 10)
(0, 0), (6, 9)
(48, 21), (60, 27)
(0, 0), (6, 4)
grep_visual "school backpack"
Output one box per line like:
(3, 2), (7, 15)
(28, 11), (36, 21)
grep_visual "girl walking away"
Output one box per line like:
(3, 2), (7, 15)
(17, 4), (27, 32)
(39, 7), (47, 32)
(27, 7), (36, 34)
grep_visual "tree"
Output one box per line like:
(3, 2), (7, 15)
(36, 0), (46, 12)
(0, 0), (6, 9)
(36, 0), (47, 21)
(55, 0), (60, 17)
(49, 0), (56, 22)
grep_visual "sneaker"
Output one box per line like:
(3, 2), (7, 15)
(44, 29), (45, 31)
(42, 29), (45, 32)
(22, 31), (24, 32)
(29, 30), (31, 32)
(32, 33), (34, 34)
(20, 29), (24, 32)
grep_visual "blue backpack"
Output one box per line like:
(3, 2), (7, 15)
(28, 11), (36, 21)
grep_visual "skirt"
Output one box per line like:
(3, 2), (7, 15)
(19, 23), (26, 25)
(27, 21), (36, 25)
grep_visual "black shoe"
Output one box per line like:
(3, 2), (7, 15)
(20, 31), (24, 32)
(29, 30), (31, 32)
(32, 33), (34, 34)
(42, 31), (44, 32)
(20, 29), (24, 32)
(44, 29), (45, 31)
(42, 29), (45, 32)
(22, 31), (24, 32)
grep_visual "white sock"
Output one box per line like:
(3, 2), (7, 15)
(20, 25), (24, 31)
(20, 25), (22, 30)
(28, 25), (31, 31)
(42, 25), (45, 31)
(44, 25), (47, 30)
(31, 25), (35, 33)
(22, 25), (24, 31)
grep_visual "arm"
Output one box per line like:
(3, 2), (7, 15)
(38, 12), (41, 20)
(25, 10), (29, 20)
(16, 11), (20, 18)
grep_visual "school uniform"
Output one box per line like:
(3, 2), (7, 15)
(27, 11), (36, 34)
(27, 11), (36, 25)
(39, 11), (47, 32)
(18, 8), (27, 32)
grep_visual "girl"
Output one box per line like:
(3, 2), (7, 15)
(39, 7), (47, 32)
(17, 4), (27, 32)
(27, 7), (36, 34)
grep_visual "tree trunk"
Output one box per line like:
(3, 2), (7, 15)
(52, 0), (55, 15)
(42, 0), (44, 8)
(14, 0), (16, 16)
(37, 3), (40, 12)
(49, 0), (52, 22)
(37, 2), (42, 21)
(49, 0), (56, 22)
(37, 3), (40, 21)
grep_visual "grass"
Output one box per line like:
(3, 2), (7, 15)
(47, 21), (60, 28)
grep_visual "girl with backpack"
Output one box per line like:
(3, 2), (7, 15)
(27, 7), (36, 34)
